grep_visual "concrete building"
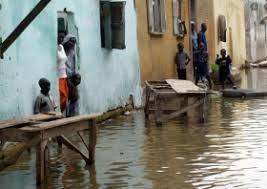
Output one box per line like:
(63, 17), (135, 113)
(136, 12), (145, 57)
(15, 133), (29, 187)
(193, 0), (247, 67)
(244, 0), (267, 62)
(136, 0), (192, 83)
(0, 0), (141, 120)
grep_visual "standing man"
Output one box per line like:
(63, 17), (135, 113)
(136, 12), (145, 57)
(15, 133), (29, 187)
(198, 23), (208, 52)
(195, 43), (212, 89)
(191, 22), (198, 76)
(62, 35), (80, 117)
(191, 22), (198, 51)
(63, 34), (77, 78)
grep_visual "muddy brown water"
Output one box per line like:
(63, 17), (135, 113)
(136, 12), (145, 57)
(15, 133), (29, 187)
(1, 68), (267, 189)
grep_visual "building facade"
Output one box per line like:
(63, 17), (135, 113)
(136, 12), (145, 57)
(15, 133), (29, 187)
(0, 0), (141, 120)
(136, 0), (192, 83)
(244, 0), (267, 62)
(193, 0), (246, 67)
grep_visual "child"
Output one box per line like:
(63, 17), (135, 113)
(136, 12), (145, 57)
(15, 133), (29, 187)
(216, 49), (234, 89)
(195, 43), (212, 89)
(175, 42), (191, 80)
(67, 73), (81, 117)
(34, 78), (57, 114)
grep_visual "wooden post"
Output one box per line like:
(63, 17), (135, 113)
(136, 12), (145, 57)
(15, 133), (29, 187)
(44, 145), (49, 178)
(199, 96), (205, 123)
(88, 119), (97, 164)
(181, 96), (188, 116)
(59, 135), (90, 164)
(36, 133), (47, 185)
(154, 94), (162, 126)
(144, 86), (151, 119)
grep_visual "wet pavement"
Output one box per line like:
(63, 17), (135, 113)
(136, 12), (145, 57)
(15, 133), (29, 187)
(1, 68), (267, 189)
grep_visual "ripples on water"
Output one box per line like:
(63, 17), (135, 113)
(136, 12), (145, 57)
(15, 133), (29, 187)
(1, 69), (267, 189)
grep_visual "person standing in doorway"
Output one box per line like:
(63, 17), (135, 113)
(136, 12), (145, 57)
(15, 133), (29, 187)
(198, 23), (208, 52)
(62, 34), (81, 117)
(57, 32), (69, 114)
(175, 42), (191, 80)
(62, 34), (77, 78)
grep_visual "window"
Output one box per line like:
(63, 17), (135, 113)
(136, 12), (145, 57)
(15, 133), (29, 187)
(218, 15), (227, 42)
(147, 0), (166, 34)
(100, 1), (126, 49)
(173, 0), (186, 37)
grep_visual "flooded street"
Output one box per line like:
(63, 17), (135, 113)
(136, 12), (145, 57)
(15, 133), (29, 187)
(1, 69), (267, 189)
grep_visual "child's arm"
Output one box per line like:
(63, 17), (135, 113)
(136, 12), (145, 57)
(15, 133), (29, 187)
(34, 96), (41, 114)
(215, 55), (220, 65)
(185, 53), (191, 65)
(227, 55), (232, 65)
(49, 93), (57, 111)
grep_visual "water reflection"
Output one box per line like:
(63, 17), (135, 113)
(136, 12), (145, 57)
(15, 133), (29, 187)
(241, 68), (267, 89)
(1, 69), (267, 189)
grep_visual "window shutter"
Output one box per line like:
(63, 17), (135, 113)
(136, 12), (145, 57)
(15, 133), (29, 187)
(173, 0), (185, 37)
(111, 1), (126, 49)
(173, 0), (179, 35)
(147, 0), (155, 33)
(218, 15), (227, 42)
(159, 0), (166, 33)
(101, 1), (112, 48)
(153, 0), (160, 32)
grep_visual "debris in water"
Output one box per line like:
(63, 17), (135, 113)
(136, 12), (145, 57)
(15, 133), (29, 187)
(124, 111), (131, 116)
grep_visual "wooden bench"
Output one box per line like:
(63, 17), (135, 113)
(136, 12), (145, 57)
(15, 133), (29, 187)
(0, 112), (102, 184)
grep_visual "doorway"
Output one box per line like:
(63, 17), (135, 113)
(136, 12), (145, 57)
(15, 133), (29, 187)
(57, 10), (80, 116)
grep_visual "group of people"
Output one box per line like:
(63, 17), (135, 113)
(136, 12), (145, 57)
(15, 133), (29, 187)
(34, 32), (81, 116)
(175, 22), (234, 90)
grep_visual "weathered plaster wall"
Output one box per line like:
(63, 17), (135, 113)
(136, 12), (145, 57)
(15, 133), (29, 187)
(196, 0), (246, 67)
(136, 0), (191, 83)
(213, 0), (246, 66)
(0, 0), (141, 120)
(244, 0), (267, 62)
(195, 0), (216, 66)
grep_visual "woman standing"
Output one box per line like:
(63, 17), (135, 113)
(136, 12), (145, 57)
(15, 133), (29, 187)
(57, 32), (69, 114)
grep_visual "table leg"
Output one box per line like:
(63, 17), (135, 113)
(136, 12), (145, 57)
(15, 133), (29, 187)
(36, 139), (48, 185)
(89, 119), (97, 164)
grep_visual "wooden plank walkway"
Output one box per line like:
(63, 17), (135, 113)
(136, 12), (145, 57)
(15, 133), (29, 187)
(0, 112), (102, 185)
(144, 80), (208, 125)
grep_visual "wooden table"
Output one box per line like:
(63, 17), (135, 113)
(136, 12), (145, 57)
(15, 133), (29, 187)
(144, 80), (208, 125)
(0, 113), (102, 184)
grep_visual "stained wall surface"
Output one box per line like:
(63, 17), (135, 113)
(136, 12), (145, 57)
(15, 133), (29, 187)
(0, 0), (141, 120)
(196, 0), (246, 66)
(136, 0), (192, 83)
(244, 0), (267, 62)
